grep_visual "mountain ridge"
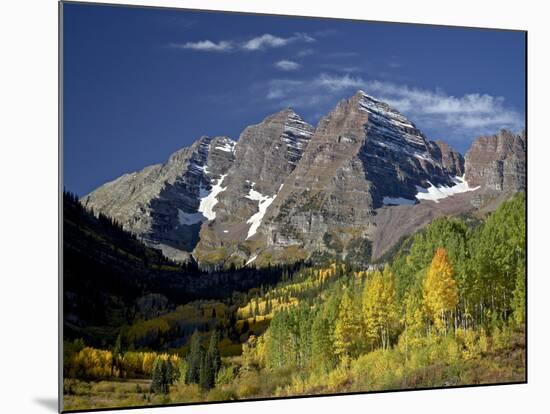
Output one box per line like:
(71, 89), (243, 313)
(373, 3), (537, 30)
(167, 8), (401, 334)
(81, 90), (526, 267)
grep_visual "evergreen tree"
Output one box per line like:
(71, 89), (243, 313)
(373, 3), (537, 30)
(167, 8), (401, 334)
(199, 353), (210, 390)
(207, 330), (222, 377)
(150, 357), (169, 394)
(185, 330), (202, 384)
(165, 359), (178, 385)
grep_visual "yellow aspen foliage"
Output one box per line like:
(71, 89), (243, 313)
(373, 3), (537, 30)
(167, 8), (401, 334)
(362, 266), (398, 350)
(334, 289), (360, 362)
(423, 248), (459, 334)
(399, 291), (426, 354)
(142, 352), (158, 375)
(478, 328), (489, 353)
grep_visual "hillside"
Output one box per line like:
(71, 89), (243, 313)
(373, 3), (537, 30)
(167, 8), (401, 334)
(63, 190), (303, 346)
(63, 193), (526, 410)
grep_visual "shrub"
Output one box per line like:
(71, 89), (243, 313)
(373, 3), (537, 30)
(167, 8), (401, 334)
(216, 365), (237, 387)
(206, 387), (236, 402)
(92, 381), (115, 393)
(237, 371), (262, 398)
(328, 363), (351, 391)
(169, 383), (202, 403)
(456, 329), (479, 360)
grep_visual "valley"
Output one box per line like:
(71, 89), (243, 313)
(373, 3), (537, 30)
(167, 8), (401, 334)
(64, 91), (526, 411)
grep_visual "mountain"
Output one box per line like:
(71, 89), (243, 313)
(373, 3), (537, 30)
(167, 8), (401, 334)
(465, 129), (526, 209)
(193, 109), (314, 267)
(81, 91), (526, 267)
(369, 129), (525, 260)
(82, 135), (236, 261)
(254, 91), (464, 265)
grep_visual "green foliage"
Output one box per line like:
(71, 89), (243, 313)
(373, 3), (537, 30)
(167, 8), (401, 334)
(311, 313), (337, 373)
(512, 268), (526, 326)
(150, 356), (179, 394)
(184, 330), (222, 391)
(185, 331), (202, 385)
(64, 194), (525, 410)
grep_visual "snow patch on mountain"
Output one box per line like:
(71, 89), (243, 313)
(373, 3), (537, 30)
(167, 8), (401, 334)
(245, 184), (284, 239)
(215, 140), (236, 154)
(198, 174), (227, 220)
(415, 175), (480, 203)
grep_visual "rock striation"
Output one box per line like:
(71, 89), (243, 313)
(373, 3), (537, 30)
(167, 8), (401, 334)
(465, 129), (526, 193)
(81, 91), (525, 266)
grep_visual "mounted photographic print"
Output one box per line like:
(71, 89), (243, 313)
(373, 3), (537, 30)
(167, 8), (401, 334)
(60, 1), (527, 412)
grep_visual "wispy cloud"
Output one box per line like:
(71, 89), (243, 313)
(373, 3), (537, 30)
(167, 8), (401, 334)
(265, 74), (524, 140)
(169, 40), (232, 52)
(275, 60), (301, 71)
(243, 33), (313, 50)
(362, 80), (523, 131)
(171, 33), (314, 53)
(296, 49), (315, 57)
(318, 63), (361, 73)
(243, 34), (289, 50)
(317, 73), (364, 90)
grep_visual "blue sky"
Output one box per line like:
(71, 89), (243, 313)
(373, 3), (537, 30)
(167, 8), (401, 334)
(63, 3), (526, 196)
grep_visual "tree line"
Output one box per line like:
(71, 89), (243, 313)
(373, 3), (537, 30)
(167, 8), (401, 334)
(241, 193), (526, 374)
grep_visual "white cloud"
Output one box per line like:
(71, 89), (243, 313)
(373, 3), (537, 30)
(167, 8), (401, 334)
(171, 33), (314, 53)
(243, 33), (314, 51)
(317, 73), (364, 91)
(171, 40), (232, 52)
(362, 80), (524, 131)
(243, 34), (289, 50)
(275, 60), (301, 71)
(265, 74), (524, 140)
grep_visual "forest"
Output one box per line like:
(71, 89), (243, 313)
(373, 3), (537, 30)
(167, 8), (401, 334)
(63, 193), (526, 411)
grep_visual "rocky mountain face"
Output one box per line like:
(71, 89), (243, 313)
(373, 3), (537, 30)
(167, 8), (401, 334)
(193, 109), (314, 266)
(254, 91), (466, 264)
(434, 140), (465, 176)
(81, 135), (236, 261)
(465, 130), (526, 193)
(81, 91), (525, 267)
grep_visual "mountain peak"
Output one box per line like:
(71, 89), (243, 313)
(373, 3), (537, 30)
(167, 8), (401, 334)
(352, 89), (385, 104)
(265, 107), (303, 122)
